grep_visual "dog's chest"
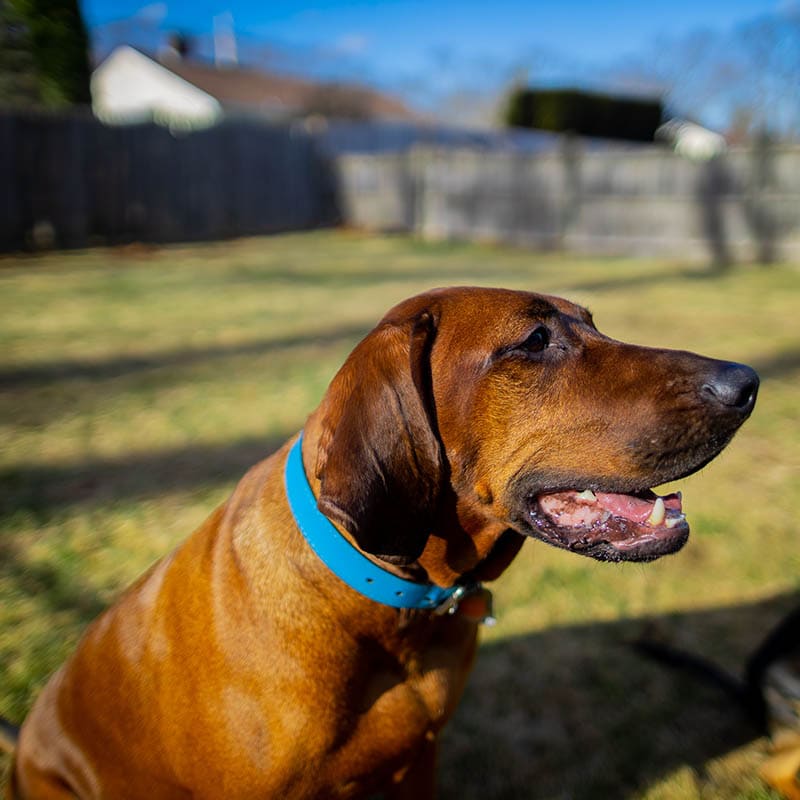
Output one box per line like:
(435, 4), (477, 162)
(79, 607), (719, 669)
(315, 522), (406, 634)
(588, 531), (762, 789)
(309, 653), (467, 796)
(361, 657), (457, 731)
(343, 622), (476, 754)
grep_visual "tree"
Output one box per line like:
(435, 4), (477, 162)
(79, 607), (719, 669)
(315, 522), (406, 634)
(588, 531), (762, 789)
(0, 0), (41, 105)
(602, 10), (800, 141)
(503, 87), (663, 143)
(8, 0), (91, 107)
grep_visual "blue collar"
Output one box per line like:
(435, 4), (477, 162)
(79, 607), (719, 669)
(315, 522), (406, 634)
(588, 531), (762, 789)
(284, 434), (460, 611)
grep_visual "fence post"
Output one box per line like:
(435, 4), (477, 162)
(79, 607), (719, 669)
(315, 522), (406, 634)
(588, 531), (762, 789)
(745, 131), (779, 264)
(409, 146), (426, 237)
(559, 132), (582, 250)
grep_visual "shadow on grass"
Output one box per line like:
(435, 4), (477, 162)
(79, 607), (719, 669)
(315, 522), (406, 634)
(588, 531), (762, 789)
(2, 260), (778, 397)
(0, 323), (370, 389)
(440, 591), (799, 800)
(0, 433), (292, 521)
(752, 347), (800, 381)
(560, 263), (730, 296)
(0, 538), (108, 623)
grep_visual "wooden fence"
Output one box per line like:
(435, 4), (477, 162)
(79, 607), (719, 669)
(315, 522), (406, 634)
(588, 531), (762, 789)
(336, 141), (800, 263)
(3, 110), (799, 263)
(0, 111), (338, 251)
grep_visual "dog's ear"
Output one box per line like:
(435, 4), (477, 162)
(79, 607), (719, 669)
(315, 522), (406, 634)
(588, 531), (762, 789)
(315, 310), (442, 564)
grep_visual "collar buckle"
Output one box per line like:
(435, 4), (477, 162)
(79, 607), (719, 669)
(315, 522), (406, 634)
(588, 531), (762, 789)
(434, 582), (496, 626)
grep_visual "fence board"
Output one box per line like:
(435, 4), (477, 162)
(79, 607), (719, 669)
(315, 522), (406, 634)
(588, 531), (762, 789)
(0, 110), (337, 252)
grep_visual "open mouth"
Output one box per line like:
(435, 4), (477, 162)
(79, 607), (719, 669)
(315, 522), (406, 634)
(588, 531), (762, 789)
(526, 488), (689, 562)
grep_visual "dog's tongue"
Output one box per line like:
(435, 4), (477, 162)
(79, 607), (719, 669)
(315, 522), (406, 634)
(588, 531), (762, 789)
(537, 489), (683, 528)
(595, 492), (681, 524)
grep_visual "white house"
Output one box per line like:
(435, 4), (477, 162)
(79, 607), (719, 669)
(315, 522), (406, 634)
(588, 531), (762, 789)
(656, 119), (728, 161)
(91, 46), (223, 129)
(91, 46), (416, 130)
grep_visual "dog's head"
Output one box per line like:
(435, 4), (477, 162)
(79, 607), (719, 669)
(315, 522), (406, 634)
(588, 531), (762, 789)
(313, 287), (758, 572)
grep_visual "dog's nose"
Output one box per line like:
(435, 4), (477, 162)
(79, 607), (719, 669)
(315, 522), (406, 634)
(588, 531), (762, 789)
(701, 362), (759, 413)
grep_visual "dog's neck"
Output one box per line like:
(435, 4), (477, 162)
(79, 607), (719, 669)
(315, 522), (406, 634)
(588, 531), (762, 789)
(300, 414), (523, 589)
(285, 433), (460, 613)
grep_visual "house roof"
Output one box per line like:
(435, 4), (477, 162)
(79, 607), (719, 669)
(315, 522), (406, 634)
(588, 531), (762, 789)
(158, 54), (417, 121)
(91, 46), (223, 128)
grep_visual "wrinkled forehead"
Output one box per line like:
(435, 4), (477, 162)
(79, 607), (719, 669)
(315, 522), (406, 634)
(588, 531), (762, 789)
(538, 293), (594, 325)
(436, 287), (593, 337)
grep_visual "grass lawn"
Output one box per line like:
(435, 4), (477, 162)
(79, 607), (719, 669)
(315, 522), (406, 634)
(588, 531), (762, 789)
(1, 230), (798, 798)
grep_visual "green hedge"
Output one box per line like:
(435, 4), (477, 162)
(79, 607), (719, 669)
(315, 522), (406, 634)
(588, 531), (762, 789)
(505, 88), (663, 142)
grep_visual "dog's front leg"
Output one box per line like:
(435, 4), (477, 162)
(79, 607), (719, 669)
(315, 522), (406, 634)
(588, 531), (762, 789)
(384, 732), (437, 800)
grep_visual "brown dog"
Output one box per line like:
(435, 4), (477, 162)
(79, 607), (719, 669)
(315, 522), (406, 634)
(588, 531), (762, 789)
(6, 287), (758, 799)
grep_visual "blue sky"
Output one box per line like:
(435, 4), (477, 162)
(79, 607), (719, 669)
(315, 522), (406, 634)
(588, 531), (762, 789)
(82, 0), (788, 123)
(82, 0), (781, 72)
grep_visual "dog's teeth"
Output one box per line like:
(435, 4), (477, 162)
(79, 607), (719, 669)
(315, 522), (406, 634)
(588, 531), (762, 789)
(647, 497), (666, 526)
(577, 490), (597, 502)
(665, 514), (686, 529)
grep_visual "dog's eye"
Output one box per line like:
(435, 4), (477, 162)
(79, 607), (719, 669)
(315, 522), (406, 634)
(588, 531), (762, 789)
(521, 326), (550, 353)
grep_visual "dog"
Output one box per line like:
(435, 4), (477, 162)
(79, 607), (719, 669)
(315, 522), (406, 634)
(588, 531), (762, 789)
(5, 287), (758, 799)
